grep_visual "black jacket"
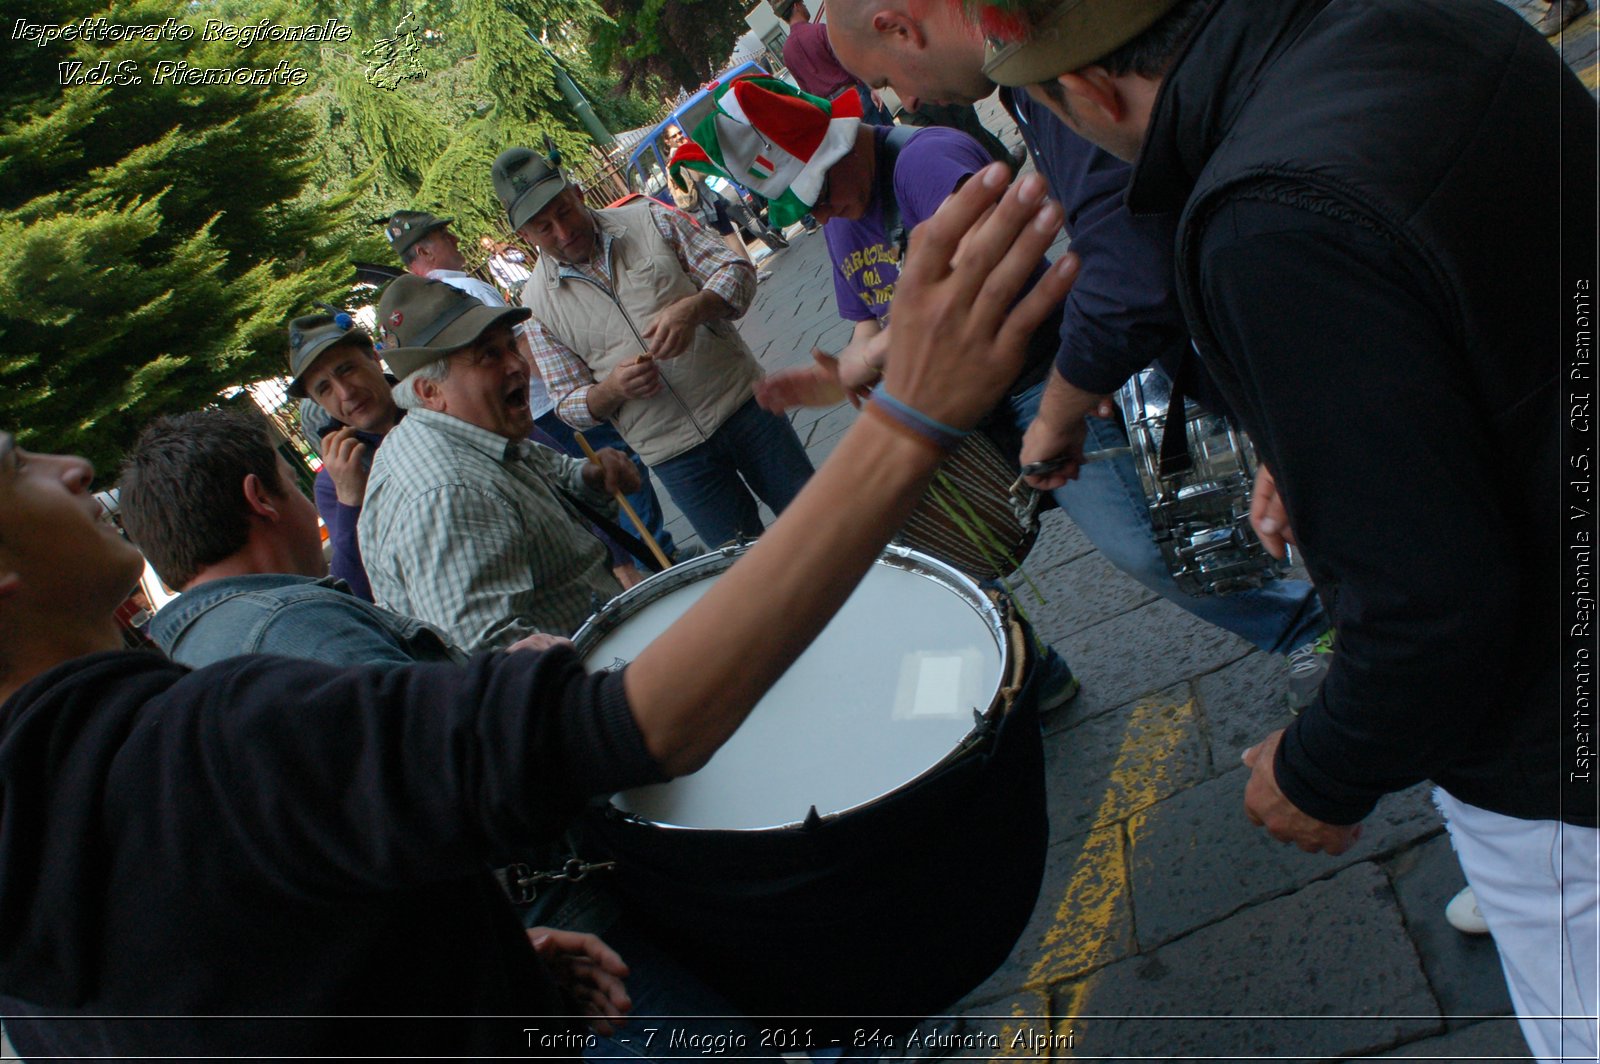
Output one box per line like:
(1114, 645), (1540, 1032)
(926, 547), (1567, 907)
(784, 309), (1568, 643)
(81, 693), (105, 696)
(1128, 0), (1596, 825)
(0, 648), (660, 1058)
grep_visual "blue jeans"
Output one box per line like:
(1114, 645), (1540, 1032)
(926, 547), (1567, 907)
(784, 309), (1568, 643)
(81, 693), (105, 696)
(651, 399), (814, 549)
(1004, 381), (1327, 654)
(536, 412), (677, 561)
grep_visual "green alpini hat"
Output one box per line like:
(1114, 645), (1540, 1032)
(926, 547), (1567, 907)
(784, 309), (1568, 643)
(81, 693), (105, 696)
(668, 73), (862, 229)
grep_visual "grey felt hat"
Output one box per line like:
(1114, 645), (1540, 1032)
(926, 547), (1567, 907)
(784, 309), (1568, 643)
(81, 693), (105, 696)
(375, 275), (530, 380)
(492, 147), (573, 232)
(981, 0), (1181, 86)
(285, 314), (372, 399)
(383, 209), (454, 258)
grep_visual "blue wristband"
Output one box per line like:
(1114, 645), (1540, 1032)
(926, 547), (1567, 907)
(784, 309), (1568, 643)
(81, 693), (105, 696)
(869, 389), (971, 452)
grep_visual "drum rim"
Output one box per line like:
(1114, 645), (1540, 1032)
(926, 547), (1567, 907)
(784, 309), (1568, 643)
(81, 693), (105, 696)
(574, 543), (1019, 833)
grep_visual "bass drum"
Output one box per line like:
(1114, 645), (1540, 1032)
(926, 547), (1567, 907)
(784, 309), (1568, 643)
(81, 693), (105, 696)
(1118, 367), (1289, 596)
(573, 545), (1048, 1032)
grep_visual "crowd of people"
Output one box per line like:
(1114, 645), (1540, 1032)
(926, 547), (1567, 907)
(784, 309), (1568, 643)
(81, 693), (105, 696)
(0, 0), (1593, 1059)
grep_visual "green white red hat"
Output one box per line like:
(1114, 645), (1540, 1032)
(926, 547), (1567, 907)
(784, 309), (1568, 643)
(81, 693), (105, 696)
(668, 74), (862, 229)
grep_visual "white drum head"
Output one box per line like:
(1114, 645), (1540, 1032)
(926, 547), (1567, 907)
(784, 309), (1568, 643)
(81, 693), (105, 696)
(577, 548), (1007, 830)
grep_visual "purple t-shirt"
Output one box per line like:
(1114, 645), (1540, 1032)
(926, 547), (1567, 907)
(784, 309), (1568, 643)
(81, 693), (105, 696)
(824, 127), (994, 324)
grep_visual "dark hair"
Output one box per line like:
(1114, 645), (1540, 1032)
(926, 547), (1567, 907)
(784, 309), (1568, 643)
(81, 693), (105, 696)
(119, 408), (286, 588)
(1095, 0), (1210, 78)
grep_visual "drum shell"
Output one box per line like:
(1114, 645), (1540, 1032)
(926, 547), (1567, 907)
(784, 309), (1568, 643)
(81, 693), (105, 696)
(577, 646), (1048, 1031)
(896, 428), (1038, 582)
(1117, 367), (1289, 596)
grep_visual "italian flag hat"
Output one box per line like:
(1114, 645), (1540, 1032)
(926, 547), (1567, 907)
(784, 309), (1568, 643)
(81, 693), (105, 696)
(668, 74), (862, 228)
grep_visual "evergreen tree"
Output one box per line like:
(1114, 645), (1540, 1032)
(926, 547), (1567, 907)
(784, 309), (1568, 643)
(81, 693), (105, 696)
(0, 0), (359, 472)
(300, 0), (654, 254)
(595, 0), (752, 95)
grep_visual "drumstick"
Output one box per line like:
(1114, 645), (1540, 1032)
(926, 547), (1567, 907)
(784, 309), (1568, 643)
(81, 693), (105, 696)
(1008, 447), (1134, 496)
(574, 430), (673, 571)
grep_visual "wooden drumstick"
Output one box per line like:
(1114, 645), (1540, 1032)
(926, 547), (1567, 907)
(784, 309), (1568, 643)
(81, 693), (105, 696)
(574, 430), (673, 571)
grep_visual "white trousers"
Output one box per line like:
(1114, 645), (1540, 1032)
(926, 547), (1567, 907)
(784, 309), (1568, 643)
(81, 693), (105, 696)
(1437, 788), (1600, 1061)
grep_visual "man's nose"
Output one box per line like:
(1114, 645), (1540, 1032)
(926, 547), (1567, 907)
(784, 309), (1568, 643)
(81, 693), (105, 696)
(58, 455), (94, 493)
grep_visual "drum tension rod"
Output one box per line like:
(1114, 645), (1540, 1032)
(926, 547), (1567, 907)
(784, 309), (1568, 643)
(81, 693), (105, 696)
(503, 858), (618, 906)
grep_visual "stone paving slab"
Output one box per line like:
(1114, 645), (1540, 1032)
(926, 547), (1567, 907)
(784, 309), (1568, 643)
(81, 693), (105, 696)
(1043, 682), (1209, 842)
(1192, 648), (1299, 768)
(1361, 1017), (1532, 1059)
(1016, 551), (1160, 646)
(946, 990), (1056, 1061)
(1016, 509), (1098, 580)
(1126, 770), (1443, 949)
(1384, 834), (1516, 1026)
(1049, 597), (1252, 725)
(800, 403), (858, 448)
(954, 825), (1135, 1010)
(1051, 864), (1442, 1060)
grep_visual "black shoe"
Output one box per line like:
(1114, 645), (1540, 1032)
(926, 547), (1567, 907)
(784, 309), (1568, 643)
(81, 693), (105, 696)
(764, 233), (790, 251)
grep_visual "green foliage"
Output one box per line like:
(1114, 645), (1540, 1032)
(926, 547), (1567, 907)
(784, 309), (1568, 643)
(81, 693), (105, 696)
(564, 49), (670, 134)
(0, 0), (357, 472)
(595, 0), (752, 95)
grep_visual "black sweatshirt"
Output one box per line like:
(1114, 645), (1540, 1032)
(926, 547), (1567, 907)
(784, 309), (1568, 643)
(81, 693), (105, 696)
(1129, 0), (1594, 826)
(0, 647), (661, 1059)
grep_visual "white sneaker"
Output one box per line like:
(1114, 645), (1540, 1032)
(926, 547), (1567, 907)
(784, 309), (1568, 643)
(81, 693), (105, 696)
(1445, 885), (1490, 935)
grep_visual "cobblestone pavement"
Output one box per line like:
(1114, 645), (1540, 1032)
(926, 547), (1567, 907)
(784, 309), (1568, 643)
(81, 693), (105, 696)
(638, 13), (1595, 1059)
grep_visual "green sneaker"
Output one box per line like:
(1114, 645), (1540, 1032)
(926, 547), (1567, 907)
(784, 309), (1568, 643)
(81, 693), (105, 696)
(1286, 630), (1335, 715)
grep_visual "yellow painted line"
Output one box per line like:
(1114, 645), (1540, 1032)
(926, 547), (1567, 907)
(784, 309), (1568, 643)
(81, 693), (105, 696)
(1580, 61), (1599, 90)
(987, 691), (1199, 1058)
(1029, 825), (1126, 986)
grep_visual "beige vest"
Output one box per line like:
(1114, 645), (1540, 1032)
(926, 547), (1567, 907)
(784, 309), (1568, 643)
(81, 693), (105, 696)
(523, 199), (762, 465)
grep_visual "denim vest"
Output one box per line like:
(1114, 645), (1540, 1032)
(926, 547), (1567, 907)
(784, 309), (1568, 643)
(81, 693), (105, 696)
(150, 574), (465, 670)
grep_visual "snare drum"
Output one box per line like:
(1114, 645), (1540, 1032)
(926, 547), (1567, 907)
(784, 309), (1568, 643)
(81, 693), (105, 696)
(573, 545), (1047, 1028)
(1118, 367), (1289, 596)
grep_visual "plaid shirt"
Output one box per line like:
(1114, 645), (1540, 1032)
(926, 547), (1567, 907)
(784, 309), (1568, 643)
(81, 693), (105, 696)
(526, 200), (756, 428)
(357, 409), (622, 650)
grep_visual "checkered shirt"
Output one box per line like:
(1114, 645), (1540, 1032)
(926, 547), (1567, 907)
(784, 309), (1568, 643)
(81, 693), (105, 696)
(357, 409), (622, 650)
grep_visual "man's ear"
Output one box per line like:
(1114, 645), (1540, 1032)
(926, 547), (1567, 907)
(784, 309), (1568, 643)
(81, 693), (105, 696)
(241, 474), (283, 522)
(1055, 67), (1125, 123)
(0, 571), (22, 603)
(414, 374), (447, 412)
(871, 9), (925, 49)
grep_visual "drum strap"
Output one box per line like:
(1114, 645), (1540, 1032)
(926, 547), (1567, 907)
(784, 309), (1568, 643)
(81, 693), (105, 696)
(874, 126), (921, 261)
(1157, 348), (1199, 478)
(556, 488), (669, 574)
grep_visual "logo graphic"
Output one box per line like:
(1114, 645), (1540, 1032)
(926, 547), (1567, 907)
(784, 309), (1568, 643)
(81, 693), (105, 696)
(363, 11), (426, 91)
(747, 153), (776, 182)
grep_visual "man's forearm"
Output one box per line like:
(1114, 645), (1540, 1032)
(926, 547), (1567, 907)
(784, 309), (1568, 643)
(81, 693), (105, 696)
(1034, 367), (1107, 429)
(686, 289), (735, 324)
(585, 378), (622, 422)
